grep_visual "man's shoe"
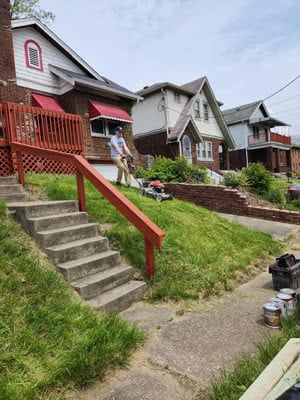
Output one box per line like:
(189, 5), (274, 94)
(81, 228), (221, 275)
(116, 181), (122, 186)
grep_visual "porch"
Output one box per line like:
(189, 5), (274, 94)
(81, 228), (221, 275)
(248, 146), (291, 173)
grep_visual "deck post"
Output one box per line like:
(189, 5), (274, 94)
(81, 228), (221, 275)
(16, 151), (25, 186)
(76, 169), (86, 211)
(145, 237), (155, 278)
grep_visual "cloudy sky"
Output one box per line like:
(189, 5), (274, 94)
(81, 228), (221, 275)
(39, 0), (300, 138)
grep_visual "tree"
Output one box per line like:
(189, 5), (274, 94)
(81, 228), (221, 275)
(10, 0), (55, 25)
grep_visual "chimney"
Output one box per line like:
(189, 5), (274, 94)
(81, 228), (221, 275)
(0, 0), (18, 102)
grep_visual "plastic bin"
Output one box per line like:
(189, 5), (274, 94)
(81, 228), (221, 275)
(269, 260), (300, 291)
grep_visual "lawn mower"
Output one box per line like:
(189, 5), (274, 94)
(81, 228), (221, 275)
(122, 155), (173, 202)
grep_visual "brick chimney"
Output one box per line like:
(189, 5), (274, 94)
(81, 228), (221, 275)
(0, 0), (17, 100)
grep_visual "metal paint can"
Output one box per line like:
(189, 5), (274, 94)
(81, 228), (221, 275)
(269, 297), (286, 318)
(263, 303), (281, 329)
(277, 293), (294, 316)
(280, 288), (297, 302)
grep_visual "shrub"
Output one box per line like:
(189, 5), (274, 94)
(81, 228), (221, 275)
(243, 163), (272, 194)
(223, 172), (244, 189)
(291, 199), (300, 209)
(135, 157), (208, 183)
(286, 170), (292, 182)
(264, 187), (285, 206)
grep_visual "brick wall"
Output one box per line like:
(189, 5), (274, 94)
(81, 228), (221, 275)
(163, 182), (300, 225)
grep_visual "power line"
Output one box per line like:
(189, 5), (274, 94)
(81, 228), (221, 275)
(268, 93), (300, 106)
(263, 74), (300, 101)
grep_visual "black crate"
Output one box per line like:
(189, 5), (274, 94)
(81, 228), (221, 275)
(269, 260), (300, 290)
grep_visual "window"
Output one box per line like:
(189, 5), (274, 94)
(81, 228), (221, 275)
(174, 92), (181, 104)
(194, 100), (200, 118)
(182, 135), (191, 159)
(90, 118), (123, 137)
(203, 102), (209, 121)
(24, 40), (43, 71)
(196, 141), (213, 161)
(253, 126), (259, 137)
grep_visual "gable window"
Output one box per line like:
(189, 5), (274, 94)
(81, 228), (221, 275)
(203, 102), (209, 121)
(25, 40), (43, 71)
(194, 100), (200, 118)
(174, 92), (181, 104)
(196, 141), (213, 161)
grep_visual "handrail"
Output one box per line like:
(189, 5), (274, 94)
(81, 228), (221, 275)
(11, 142), (165, 277)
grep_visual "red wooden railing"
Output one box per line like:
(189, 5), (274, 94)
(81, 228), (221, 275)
(248, 131), (291, 146)
(0, 102), (83, 151)
(11, 142), (165, 278)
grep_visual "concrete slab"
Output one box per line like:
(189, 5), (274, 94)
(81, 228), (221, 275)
(219, 213), (300, 241)
(121, 304), (175, 332)
(92, 164), (140, 188)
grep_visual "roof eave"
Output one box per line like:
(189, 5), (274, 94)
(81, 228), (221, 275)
(75, 79), (142, 101)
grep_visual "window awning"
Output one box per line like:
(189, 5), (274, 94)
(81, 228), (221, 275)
(32, 93), (65, 113)
(89, 101), (133, 122)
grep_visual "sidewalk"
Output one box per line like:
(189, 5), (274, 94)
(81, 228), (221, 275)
(75, 226), (300, 400)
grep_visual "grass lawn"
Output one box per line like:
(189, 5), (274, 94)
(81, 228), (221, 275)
(0, 202), (144, 400)
(26, 173), (282, 301)
(210, 308), (300, 399)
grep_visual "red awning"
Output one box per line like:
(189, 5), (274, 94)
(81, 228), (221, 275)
(32, 93), (65, 113)
(89, 101), (133, 122)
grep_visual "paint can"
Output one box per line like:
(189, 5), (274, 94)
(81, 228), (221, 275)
(263, 303), (281, 329)
(280, 288), (297, 302)
(269, 297), (287, 318)
(277, 293), (294, 316)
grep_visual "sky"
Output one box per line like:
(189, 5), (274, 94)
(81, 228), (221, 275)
(38, 0), (300, 140)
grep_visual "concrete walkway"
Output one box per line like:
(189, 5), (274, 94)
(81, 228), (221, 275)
(75, 224), (300, 400)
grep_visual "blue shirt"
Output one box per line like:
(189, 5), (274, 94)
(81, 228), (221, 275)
(110, 135), (125, 158)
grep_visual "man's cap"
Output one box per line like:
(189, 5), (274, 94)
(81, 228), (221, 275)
(114, 126), (123, 132)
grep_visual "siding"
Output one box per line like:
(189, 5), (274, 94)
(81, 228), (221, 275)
(132, 91), (167, 135)
(166, 88), (189, 127)
(228, 122), (252, 149)
(13, 27), (85, 95)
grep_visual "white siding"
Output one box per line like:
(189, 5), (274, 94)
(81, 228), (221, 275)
(166, 89), (189, 127)
(228, 123), (252, 149)
(13, 27), (85, 95)
(193, 90), (224, 139)
(132, 91), (167, 135)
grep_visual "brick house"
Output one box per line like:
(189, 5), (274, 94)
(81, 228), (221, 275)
(0, 0), (140, 163)
(291, 145), (300, 174)
(222, 100), (292, 173)
(132, 77), (235, 171)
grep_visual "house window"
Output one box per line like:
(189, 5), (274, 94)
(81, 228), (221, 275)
(182, 135), (192, 159)
(194, 100), (200, 118)
(196, 141), (213, 161)
(174, 92), (181, 104)
(253, 126), (259, 137)
(203, 102), (209, 121)
(90, 118), (123, 137)
(24, 40), (43, 71)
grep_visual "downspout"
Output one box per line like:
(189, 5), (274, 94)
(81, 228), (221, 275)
(161, 88), (169, 136)
(243, 120), (249, 167)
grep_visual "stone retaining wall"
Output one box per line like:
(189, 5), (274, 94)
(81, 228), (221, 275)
(163, 183), (300, 225)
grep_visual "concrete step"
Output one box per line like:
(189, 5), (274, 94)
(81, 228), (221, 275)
(0, 176), (17, 185)
(0, 184), (24, 194)
(46, 236), (109, 264)
(0, 192), (29, 202)
(36, 223), (98, 248)
(57, 250), (121, 281)
(87, 280), (147, 313)
(27, 212), (88, 232)
(11, 200), (78, 218)
(72, 265), (133, 300)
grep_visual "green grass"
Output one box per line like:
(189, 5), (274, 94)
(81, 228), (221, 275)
(210, 307), (300, 400)
(0, 204), (144, 400)
(25, 173), (282, 301)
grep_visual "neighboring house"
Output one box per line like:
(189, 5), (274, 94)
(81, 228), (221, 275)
(222, 100), (292, 173)
(291, 145), (300, 174)
(0, 6), (140, 163)
(132, 77), (235, 171)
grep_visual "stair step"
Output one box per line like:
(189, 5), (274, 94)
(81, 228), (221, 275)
(72, 265), (133, 300)
(0, 184), (24, 194)
(10, 200), (78, 218)
(27, 212), (88, 232)
(57, 250), (121, 281)
(36, 223), (98, 247)
(87, 281), (147, 313)
(0, 176), (17, 185)
(0, 192), (29, 201)
(46, 236), (109, 264)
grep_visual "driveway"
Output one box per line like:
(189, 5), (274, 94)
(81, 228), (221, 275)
(92, 164), (139, 187)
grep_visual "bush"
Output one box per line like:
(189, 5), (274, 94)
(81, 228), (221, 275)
(291, 199), (300, 209)
(223, 172), (245, 189)
(135, 157), (208, 183)
(264, 187), (285, 206)
(243, 163), (272, 194)
(286, 170), (292, 182)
